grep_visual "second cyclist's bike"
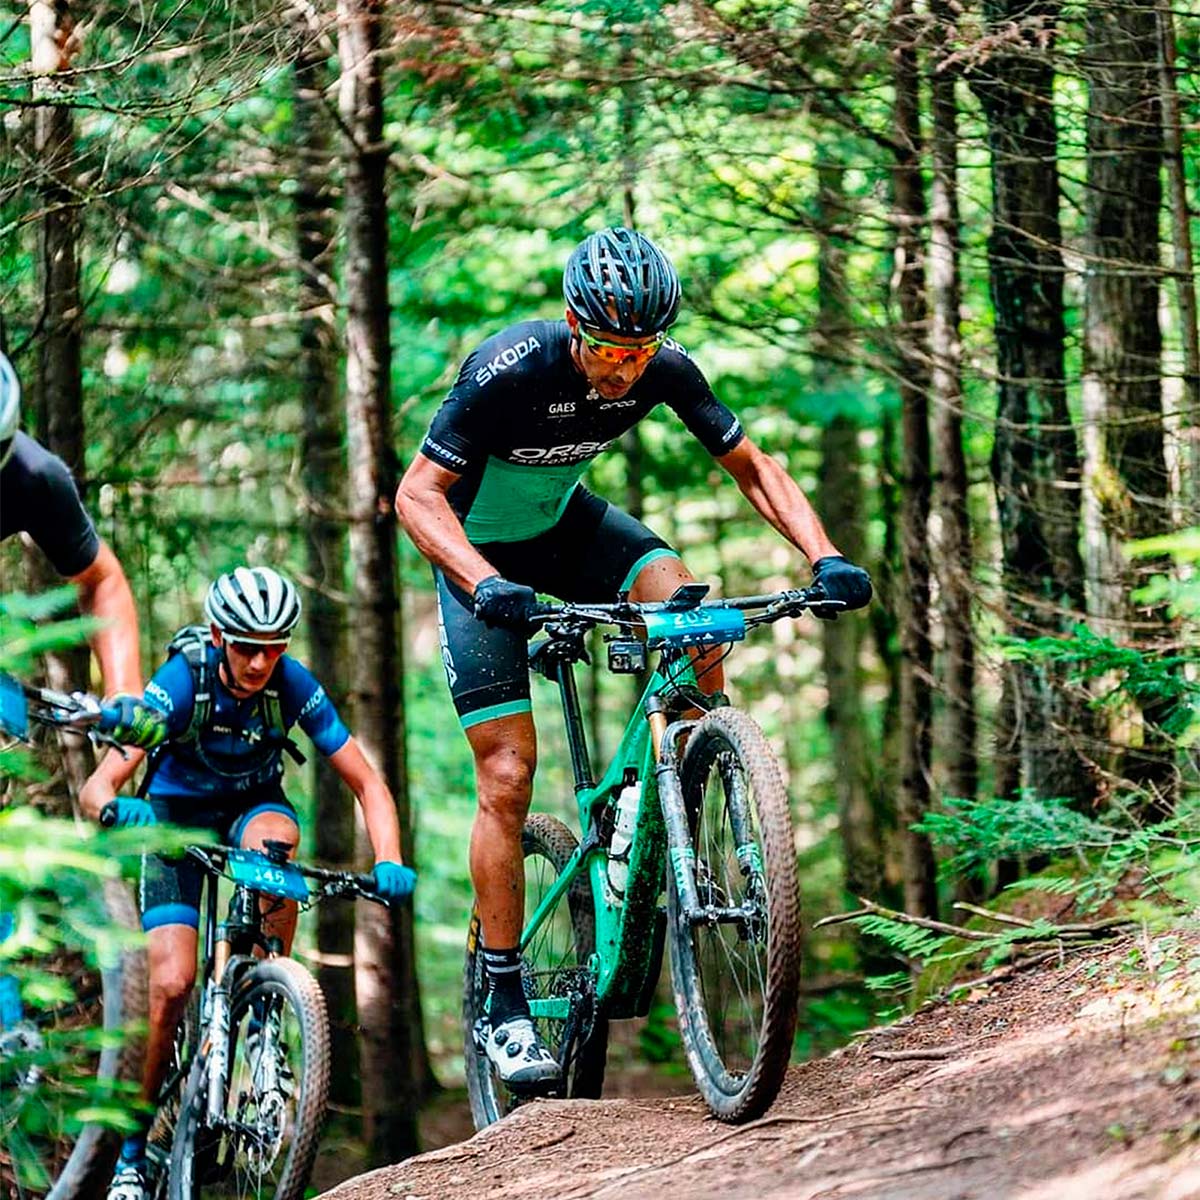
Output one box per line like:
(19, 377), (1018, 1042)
(463, 583), (840, 1126)
(94, 813), (384, 1200)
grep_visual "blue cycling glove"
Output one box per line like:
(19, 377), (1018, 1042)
(99, 695), (168, 750)
(103, 798), (157, 828)
(811, 556), (873, 611)
(372, 861), (417, 904)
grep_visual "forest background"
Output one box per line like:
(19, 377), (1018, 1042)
(2, 0), (1199, 1176)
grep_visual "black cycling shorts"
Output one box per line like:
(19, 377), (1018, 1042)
(436, 487), (678, 728)
(139, 792), (299, 932)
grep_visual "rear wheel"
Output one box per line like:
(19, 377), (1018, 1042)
(0, 877), (147, 1200)
(668, 708), (801, 1122)
(463, 813), (608, 1129)
(169, 958), (329, 1200)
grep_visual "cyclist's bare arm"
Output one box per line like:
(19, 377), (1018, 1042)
(79, 745), (145, 822)
(718, 438), (842, 564)
(395, 453), (500, 594)
(326, 736), (404, 864)
(70, 542), (143, 696)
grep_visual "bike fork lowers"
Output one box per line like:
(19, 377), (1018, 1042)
(204, 925), (233, 1120)
(651, 701), (761, 927)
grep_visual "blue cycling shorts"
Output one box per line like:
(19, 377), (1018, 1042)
(139, 793), (299, 932)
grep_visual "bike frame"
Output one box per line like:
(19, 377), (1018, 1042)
(521, 644), (698, 1021)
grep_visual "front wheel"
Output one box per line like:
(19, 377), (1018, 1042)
(463, 813), (608, 1129)
(668, 708), (802, 1122)
(169, 957), (329, 1200)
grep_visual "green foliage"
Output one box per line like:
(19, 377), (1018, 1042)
(914, 794), (1114, 880)
(1003, 625), (1200, 740)
(0, 605), (183, 1183)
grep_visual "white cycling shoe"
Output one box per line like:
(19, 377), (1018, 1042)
(479, 1016), (561, 1091)
(106, 1160), (148, 1200)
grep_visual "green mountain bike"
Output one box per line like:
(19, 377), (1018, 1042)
(463, 583), (842, 1126)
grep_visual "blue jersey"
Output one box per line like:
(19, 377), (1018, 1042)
(142, 644), (350, 798)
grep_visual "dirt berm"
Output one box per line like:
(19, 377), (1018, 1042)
(321, 929), (1200, 1200)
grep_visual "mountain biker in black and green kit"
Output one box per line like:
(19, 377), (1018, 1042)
(395, 227), (872, 1091)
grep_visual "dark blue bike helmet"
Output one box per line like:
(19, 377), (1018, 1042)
(563, 227), (681, 337)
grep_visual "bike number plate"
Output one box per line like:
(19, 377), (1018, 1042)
(0, 673), (29, 740)
(226, 850), (309, 901)
(642, 607), (746, 649)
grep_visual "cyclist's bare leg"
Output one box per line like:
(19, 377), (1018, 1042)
(141, 924), (199, 1105)
(466, 711), (537, 950)
(628, 556), (725, 693)
(239, 811), (301, 952)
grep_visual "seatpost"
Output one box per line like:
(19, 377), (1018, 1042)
(554, 657), (594, 792)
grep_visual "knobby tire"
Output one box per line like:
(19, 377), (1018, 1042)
(463, 813), (608, 1129)
(168, 957), (329, 1200)
(669, 707), (802, 1122)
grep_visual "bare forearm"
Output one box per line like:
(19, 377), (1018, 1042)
(731, 451), (840, 563)
(74, 545), (142, 694)
(358, 782), (404, 863)
(395, 488), (496, 594)
(80, 747), (144, 821)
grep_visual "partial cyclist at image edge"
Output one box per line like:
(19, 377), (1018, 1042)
(0, 349), (164, 750)
(78, 566), (415, 1200)
(396, 226), (872, 1094)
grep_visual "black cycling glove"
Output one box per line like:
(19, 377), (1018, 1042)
(473, 575), (541, 633)
(811, 556), (873, 611)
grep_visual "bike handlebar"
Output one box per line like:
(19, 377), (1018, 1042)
(94, 822), (388, 905)
(528, 585), (845, 629)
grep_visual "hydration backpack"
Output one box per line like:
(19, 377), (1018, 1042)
(138, 625), (304, 794)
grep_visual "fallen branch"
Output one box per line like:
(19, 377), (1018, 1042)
(869, 1043), (970, 1062)
(952, 902), (1035, 928)
(814, 897), (992, 941)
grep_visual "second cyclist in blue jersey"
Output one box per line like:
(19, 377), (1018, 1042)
(396, 227), (872, 1092)
(81, 566), (416, 1200)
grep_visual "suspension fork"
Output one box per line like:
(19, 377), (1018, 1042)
(648, 694), (704, 916)
(652, 696), (762, 926)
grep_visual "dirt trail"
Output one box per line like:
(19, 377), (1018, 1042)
(321, 930), (1200, 1200)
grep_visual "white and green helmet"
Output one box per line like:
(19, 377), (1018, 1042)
(204, 566), (301, 642)
(0, 351), (19, 469)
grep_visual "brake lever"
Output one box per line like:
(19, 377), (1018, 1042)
(88, 728), (130, 759)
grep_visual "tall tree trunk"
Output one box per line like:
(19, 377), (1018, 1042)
(929, 0), (981, 902)
(294, 10), (359, 1109)
(1157, 0), (1200, 512)
(28, 0), (91, 805)
(891, 0), (937, 919)
(871, 407), (903, 899)
(814, 163), (881, 902)
(1083, 0), (1173, 813)
(972, 0), (1096, 808)
(338, 0), (422, 1162)
(929, 0), (977, 815)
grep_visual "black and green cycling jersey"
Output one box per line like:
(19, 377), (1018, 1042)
(419, 320), (744, 542)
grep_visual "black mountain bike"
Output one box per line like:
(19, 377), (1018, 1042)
(91, 817), (384, 1200)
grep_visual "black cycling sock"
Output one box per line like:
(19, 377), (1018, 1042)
(482, 946), (528, 1025)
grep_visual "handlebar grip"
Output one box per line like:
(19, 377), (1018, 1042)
(354, 873), (379, 895)
(96, 704), (122, 733)
(99, 801), (118, 828)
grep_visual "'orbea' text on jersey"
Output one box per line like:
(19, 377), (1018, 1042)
(420, 321), (743, 542)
